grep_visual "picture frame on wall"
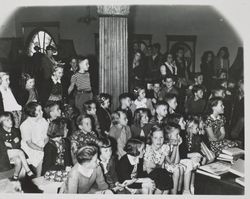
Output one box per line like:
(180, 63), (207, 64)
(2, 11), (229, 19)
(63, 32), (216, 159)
(166, 35), (197, 73)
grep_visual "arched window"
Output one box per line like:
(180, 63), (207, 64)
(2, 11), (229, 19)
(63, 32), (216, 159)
(27, 30), (56, 56)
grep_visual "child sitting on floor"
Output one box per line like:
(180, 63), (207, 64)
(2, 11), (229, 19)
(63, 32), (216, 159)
(0, 112), (33, 180)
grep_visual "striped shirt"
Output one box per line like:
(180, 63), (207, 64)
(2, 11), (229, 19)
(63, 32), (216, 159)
(70, 72), (91, 91)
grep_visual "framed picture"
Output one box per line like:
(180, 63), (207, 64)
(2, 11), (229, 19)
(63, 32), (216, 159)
(166, 35), (197, 72)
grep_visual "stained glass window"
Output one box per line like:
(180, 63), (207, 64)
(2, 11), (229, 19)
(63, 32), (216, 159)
(27, 30), (56, 56)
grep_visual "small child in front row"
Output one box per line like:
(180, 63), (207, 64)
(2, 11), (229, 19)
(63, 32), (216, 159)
(0, 112), (34, 180)
(108, 110), (132, 160)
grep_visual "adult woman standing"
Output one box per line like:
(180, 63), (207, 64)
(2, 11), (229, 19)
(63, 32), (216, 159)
(213, 47), (230, 78)
(200, 51), (215, 90)
(20, 102), (49, 177)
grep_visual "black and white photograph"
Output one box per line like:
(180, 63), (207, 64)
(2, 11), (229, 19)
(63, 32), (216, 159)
(0, 0), (248, 197)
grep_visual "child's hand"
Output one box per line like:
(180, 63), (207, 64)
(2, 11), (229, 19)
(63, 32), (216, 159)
(5, 142), (12, 148)
(14, 137), (19, 143)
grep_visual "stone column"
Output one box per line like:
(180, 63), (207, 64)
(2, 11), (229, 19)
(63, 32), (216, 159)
(97, 5), (129, 110)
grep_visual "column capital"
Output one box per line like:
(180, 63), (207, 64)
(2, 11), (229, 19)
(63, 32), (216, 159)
(97, 5), (129, 16)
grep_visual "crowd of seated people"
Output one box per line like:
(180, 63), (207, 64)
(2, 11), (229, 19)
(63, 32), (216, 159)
(0, 45), (244, 194)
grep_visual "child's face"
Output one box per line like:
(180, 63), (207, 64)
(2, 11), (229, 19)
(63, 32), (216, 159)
(160, 65), (167, 75)
(88, 103), (97, 115)
(26, 78), (35, 90)
(2, 117), (13, 129)
(195, 75), (203, 85)
(79, 118), (92, 133)
(178, 117), (186, 130)
(102, 99), (110, 109)
(215, 90), (226, 99)
(156, 105), (168, 118)
(119, 112), (128, 126)
(63, 125), (69, 138)
(168, 97), (178, 111)
(1, 75), (10, 88)
(152, 130), (164, 149)
(153, 83), (161, 93)
(122, 97), (132, 108)
(51, 105), (61, 118)
(213, 100), (224, 114)
(188, 122), (199, 135)
(221, 82), (227, 89)
(100, 147), (112, 161)
(168, 129), (180, 141)
(219, 72), (227, 79)
(165, 78), (174, 89)
(141, 112), (149, 125)
(138, 143), (145, 158)
(70, 58), (77, 68)
(35, 105), (43, 118)
(138, 89), (146, 100)
(53, 68), (63, 79)
(79, 59), (89, 71)
(167, 54), (173, 62)
(196, 89), (204, 99)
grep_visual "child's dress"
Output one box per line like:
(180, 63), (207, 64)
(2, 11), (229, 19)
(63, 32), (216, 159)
(205, 115), (238, 156)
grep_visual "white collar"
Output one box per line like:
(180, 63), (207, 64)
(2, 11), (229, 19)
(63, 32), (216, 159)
(210, 114), (221, 120)
(127, 154), (139, 166)
(77, 164), (94, 178)
(51, 75), (61, 84)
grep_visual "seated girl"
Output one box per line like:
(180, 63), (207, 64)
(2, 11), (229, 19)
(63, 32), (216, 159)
(20, 102), (49, 177)
(62, 144), (109, 194)
(205, 97), (238, 156)
(131, 108), (151, 140)
(131, 87), (155, 116)
(108, 110), (132, 159)
(117, 138), (155, 194)
(0, 112), (34, 180)
(42, 118), (72, 176)
(70, 114), (100, 164)
(143, 125), (173, 194)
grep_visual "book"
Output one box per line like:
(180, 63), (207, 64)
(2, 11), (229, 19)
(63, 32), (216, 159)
(198, 161), (231, 176)
(216, 157), (234, 164)
(228, 158), (244, 177)
(235, 177), (244, 187)
(221, 147), (244, 156)
(218, 153), (234, 160)
(196, 169), (221, 179)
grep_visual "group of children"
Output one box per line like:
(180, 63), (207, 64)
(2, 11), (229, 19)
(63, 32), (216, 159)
(0, 54), (244, 194)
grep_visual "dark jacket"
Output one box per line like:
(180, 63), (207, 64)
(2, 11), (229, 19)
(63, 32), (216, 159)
(117, 154), (147, 189)
(0, 127), (21, 149)
(130, 124), (151, 140)
(41, 138), (72, 176)
(97, 107), (111, 134)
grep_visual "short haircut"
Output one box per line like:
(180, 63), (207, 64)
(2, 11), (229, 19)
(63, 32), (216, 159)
(124, 138), (144, 157)
(24, 102), (41, 117)
(83, 100), (97, 113)
(47, 118), (68, 138)
(111, 110), (125, 125)
(78, 55), (88, 62)
(163, 113), (183, 126)
(53, 65), (63, 73)
(211, 86), (226, 96)
(164, 74), (175, 81)
(0, 112), (13, 126)
(119, 92), (131, 102)
(155, 100), (169, 109)
(44, 102), (60, 119)
(165, 93), (177, 102)
(192, 85), (204, 95)
(98, 137), (112, 148)
(76, 114), (92, 127)
(152, 43), (161, 50)
(146, 125), (164, 145)
(133, 108), (150, 127)
(76, 144), (98, 164)
(164, 122), (181, 138)
(97, 93), (112, 106)
(208, 97), (223, 109)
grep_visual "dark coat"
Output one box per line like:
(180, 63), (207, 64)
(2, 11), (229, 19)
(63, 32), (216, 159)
(97, 107), (111, 134)
(117, 154), (147, 189)
(41, 138), (72, 176)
